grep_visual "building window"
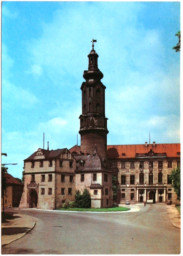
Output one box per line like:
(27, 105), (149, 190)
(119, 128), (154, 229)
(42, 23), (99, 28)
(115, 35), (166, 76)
(168, 193), (172, 200)
(158, 161), (163, 169)
(121, 162), (125, 168)
(158, 172), (163, 184)
(130, 162), (135, 169)
(139, 161), (144, 169)
(68, 188), (72, 195)
(41, 175), (45, 182)
(41, 188), (45, 195)
(81, 174), (84, 182)
(40, 161), (43, 167)
(93, 173), (97, 181)
(149, 173), (153, 185)
(131, 193), (134, 200)
(168, 161), (172, 168)
(70, 161), (73, 168)
(121, 193), (125, 199)
(139, 189), (144, 194)
(106, 199), (109, 206)
(104, 174), (108, 182)
(49, 160), (52, 167)
(70, 176), (73, 183)
(31, 161), (34, 168)
(94, 190), (98, 195)
(149, 161), (153, 168)
(122, 189), (125, 192)
(167, 175), (172, 184)
(130, 175), (135, 185)
(31, 174), (35, 182)
(158, 189), (163, 195)
(61, 175), (65, 183)
(105, 188), (108, 195)
(60, 160), (63, 167)
(121, 175), (126, 185)
(139, 173), (144, 185)
(61, 188), (65, 195)
(48, 188), (52, 195)
(48, 174), (52, 182)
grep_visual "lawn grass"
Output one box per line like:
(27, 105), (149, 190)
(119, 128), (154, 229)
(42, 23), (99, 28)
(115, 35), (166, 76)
(176, 205), (180, 214)
(58, 206), (130, 212)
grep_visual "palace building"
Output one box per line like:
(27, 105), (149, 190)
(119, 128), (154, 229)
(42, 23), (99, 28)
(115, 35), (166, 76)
(20, 42), (180, 209)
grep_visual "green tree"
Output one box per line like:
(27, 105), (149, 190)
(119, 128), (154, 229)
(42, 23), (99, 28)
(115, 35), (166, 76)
(74, 189), (91, 208)
(112, 175), (119, 202)
(170, 167), (180, 200)
(1, 166), (7, 214)
(173, 31), (181, 52)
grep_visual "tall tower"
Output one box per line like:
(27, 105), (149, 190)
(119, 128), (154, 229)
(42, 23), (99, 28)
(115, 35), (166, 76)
(79, 40), (108, 161)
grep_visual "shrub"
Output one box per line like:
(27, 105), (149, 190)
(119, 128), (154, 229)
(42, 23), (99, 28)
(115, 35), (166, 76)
(74, 189), (91, 208)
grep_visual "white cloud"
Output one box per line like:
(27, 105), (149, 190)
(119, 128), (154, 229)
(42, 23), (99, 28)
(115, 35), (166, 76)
(29, 64), (43, 76)
(3, 79), (39, 108)
(2, 5), (18, 19)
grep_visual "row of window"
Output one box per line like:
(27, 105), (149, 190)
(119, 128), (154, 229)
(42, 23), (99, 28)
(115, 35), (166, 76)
(41, 188), (52, 195)
(32, 174), (74, 183)
(121, 174), (172, 185)
(93, 188), (109, 195)
(121, 193), (172, 200)
(80, 173), (108, 182)
(61, 188), (72, 195)
(113, 160), (180, 169)
(31, 160), (73, 168)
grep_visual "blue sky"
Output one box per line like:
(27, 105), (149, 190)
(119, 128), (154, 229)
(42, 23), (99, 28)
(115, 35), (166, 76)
(2, 1), (180, 179)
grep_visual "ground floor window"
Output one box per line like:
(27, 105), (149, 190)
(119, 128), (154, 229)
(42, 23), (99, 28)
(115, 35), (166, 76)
(61, 188), (65, 195)
(94, 190), (98, 195)
(48, 188), (52, 195)
(168, 193), (172, 200)
(41, 188), (45, 195)
(131, 193), (134, 200)
(68, 188), (72, 195)
(105, 188), (108, 195)
(121, 193), (125, 199)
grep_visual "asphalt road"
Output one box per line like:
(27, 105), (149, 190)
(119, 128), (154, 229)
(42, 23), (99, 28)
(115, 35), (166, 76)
(2, 204), (180, 254)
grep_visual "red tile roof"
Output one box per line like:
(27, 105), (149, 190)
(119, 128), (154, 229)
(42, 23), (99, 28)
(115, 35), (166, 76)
(4, 173), (23, 186)
(107, 143), (180, 159)
(69, 143), (180, 159)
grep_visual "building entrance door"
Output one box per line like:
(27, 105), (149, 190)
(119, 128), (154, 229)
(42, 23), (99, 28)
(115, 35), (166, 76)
(29, 189), (38, 208)
(149, 191), (155, 203)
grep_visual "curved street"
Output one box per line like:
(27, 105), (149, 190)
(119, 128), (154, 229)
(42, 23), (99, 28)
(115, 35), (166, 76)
(2, 204), (180, 254)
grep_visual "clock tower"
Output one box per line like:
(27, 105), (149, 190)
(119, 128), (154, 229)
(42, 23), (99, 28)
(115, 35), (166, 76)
(79, 40), (108, 161)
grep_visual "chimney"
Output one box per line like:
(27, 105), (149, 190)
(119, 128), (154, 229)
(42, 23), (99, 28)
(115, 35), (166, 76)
(153, 141), (156, 147)
(47, 141), (49, 150)
(145, 142), (148, 147)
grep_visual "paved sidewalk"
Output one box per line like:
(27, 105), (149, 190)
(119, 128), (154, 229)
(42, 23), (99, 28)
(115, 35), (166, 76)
(166, 205), (181, 229)
(1, 213), (37, 247)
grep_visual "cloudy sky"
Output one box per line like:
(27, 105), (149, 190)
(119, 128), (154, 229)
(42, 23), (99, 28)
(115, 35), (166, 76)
(2, 1), (180, 179)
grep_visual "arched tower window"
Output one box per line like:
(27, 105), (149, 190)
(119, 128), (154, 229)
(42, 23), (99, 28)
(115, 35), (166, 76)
(96, 103), (100, 113)
(96, 88), (100, 98)
(89, 102), (92, 112)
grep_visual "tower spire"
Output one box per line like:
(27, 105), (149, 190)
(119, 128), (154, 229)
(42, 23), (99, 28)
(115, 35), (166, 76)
(91, 39), (97, 50)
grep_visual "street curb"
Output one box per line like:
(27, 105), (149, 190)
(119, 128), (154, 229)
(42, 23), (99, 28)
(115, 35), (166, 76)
(2, 221), (37, 248)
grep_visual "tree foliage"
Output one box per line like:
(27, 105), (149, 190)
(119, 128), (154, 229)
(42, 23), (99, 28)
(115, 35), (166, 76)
(74, 189), (91, 208)
(112, 175), (119, 201)
(173, 31), (181, 52)
(170, 167), (180, 200)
